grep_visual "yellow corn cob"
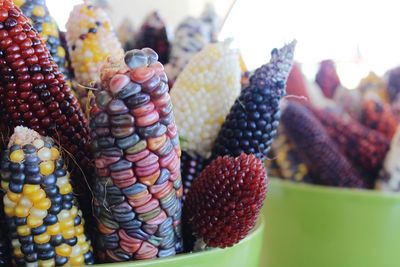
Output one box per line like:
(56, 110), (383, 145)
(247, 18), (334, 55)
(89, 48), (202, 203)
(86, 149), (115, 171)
(170, 40), (241, 158)
(0, 127), (94, 266)
(66, 3), (124, 111)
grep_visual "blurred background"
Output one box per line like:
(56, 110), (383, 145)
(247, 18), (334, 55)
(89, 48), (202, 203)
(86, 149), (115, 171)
(47, 0), (400, 89)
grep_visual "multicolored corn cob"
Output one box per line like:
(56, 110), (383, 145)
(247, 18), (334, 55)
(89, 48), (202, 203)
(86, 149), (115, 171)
(360, 98), (398, 140)
(15, 0), (70, 80)
(0, 187), (11, 266)
(357, 72), (388, 102)
(184, 153), (267, 248)
(270, 127), (313, 183)
(66, 3), (123, 110)
(166, 16), (212, 85)
(0, 126), (94, 266)
(376, 128), (400, 192)
(90, 48), (183, 262)
(171, 40), (241, 158)
(281, 102), (366, 188)
(212, 41), (296, 159)
(311, 106), (390, 173)
(117, 17), (135, 51)
(0, 0), (91, 184)
(200, 3), (220, 42)
(135, 11), (170, 64)
(315, 59), (340, 99)
(180, 151), (205, 201)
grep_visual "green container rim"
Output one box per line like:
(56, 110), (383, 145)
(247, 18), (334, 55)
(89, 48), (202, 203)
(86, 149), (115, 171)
(94, 217), (265, 266)
(269, 177), (400, 201)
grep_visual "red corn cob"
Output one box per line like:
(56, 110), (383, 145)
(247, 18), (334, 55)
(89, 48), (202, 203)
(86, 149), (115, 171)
(184, 153), (267, 248)
(315, 59), (340, 99)
(310, 106), (390, 173)
(360, 99), (398, 140)
(281, 102), (366, 188)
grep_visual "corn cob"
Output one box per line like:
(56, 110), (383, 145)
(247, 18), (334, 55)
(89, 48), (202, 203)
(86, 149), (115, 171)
(90, 48), (183, 262)
(166, 16), (212, 85)
(180, 151), (205, 201)
(376, 128), (400, 192)
(281, 102), (366, 188)
(200, 3), (220, 42)
(360, 98), (398, 140)
(184, 154), (267, 248)
(286, 62), (309, 101)
(311, 106), (390, 174)
(270, 127), (313, 183)
(15, 0), (70, 81)
(387, 66), (400, 103)
(135, 11), (170, 64)
(315, 59), (340, 99)
(212, 41), (296, 159)
(0, 186), (11, 266)
(117, 17), (135, 51)
(357, 72), (388, 102)
(171, 40), (241, 158)
(0, 126), (94, 266)
(66, 3), (123, 111)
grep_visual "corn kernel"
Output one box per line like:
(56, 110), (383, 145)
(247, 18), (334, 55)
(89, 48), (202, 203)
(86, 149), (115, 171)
(1, 180), (8, 190)
(7, 191), (20, 202)
(27, 216), (43, 228)
(14, 246), (23, 258)
(50, 147), (60, 160)
(75, 225), (84, 235)
(47, 223), (61, 235)
(16, 225), (30, 236)
(34, 198), (51, 210)
(37, 147), (51, 161)
(59, 183), (72, 195)
(27, 188), (46, 202)
(39, 259), (55, 267)
(4, 207), (14, 216)
(55, 244), (72, 257)
(15, 205), (29, 217)
(32, 6), (45, 17)
(22, 184), (40, 196)
(39, 161), (55, 176)
(62, 228), (76, 239)
(69, 254), (84, 266)
(10, 149), (24, 163)
(32, 139), (44, 149)
(34, 233), (50, 244)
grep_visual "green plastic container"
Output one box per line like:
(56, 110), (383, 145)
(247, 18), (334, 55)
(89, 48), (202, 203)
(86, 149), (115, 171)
(94, 218), (264, 267)
(262, 178), (400, 267)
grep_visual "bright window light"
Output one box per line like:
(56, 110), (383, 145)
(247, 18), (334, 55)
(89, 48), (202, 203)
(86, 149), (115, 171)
(47, 0), (83, 31)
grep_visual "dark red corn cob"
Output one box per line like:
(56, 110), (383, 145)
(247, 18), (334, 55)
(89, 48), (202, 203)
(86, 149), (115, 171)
(180, 150), (205, 201)
(310, 106), (390, 173)
(0, 1), (91, 172)
(315, 59), (340, 99)
(361, 99), (398, 140)
(184, 153), (267, 248)
(281, 102), (366, 188)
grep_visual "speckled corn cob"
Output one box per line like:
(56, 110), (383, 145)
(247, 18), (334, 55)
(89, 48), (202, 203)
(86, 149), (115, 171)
(212, 41), (296, 159)
(360, 99), (398, 140)
(0, 0), (91, 185)
(171, 40), (240, 158)
(0, 126), (94, 266)
(166, 17), (212, 85)
(66, 3), (123, 110)
(117, 17), (135, 51)
(135, 11), (170, 64)
(90, 48), (183, 262)
(315, 59), (340, 99)
(281, 102), (366, 188)
(311, 106), (390, 174)
(15, 0), (70, 81)
(376, 128), (400, 192)
(180, 151), (205, 201)
(270, 127), (312, 183)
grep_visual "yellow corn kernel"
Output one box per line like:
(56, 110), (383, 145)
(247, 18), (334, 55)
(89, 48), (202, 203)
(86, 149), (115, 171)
(4, 206), (15, 216)
(47, 223), (61, 236)
(10, 149), (24, 163)
(60, 218), (74, 230)
(22, 184), (40, 196)
(34, 198), (51, 210)
(70, 206), (78, 218)
(69, 255), (84, 266)
(59, 183), (72, 195)
(15, 205), (29, 217)
(27, 188), (46, 202)
(57, 47), (66, 59)
(13, 0), (25, 7)
(55, 244), (72, 257)
(62, 228), (76, 239)
(27, 216), (43, 228)
(7, 191), (20, 202)
(39, 259), (55, 267)
(39, 161), (55, 176)
(75, 225), (84, 235)
(32, 6), (45, 17)
(1, 180), (8, 190)
(77, 234), (87, 245)
(16, 225), (31, 236)
(14, 246), (23, 258)
(37, 147), (51, 161)
(80, 241), (90, 254)
(50, 147), (60, 161)
(34, 233), (51, 244)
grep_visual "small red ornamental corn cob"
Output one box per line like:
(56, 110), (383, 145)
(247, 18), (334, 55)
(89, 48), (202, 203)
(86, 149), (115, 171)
(184, 153), (267, 248)
(281, 102), (366, 188)
(15, 0), (70, 81)
(0, 126), (94, 266)
(90, 48), (183, 262)
(270, 127), (313, 183)
(135, 11), (170, 64)
(180, 150), (205, 201)
(360, 98), (398, 140)
(315, 59), (340, 99)
(212, 41), (296, 159)
(0, 1), (91, 183)
(66, 3), (123, 111)
(310, 106), (390, 173)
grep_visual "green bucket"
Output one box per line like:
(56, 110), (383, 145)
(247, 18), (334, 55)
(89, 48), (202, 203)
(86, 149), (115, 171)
(261, 178), (400, 267)
(95, 218), (264, 267)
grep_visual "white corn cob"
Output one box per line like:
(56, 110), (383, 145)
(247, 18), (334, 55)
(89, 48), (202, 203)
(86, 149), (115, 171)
(170, 40), (241, 158)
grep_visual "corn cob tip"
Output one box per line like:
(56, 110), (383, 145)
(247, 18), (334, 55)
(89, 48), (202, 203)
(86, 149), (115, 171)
(8, 126), (41, 148)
